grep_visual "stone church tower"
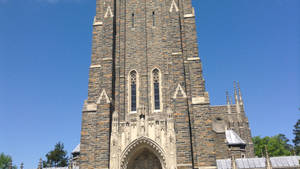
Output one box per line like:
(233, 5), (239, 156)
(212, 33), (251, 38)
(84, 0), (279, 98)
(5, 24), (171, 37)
(80, 0), (254, 169)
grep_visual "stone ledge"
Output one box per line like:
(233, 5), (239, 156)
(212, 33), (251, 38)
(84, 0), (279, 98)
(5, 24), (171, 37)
(192, 93), (210, 105)
(103, 58), (113, 61)
(184, 8), (195, 18)
(93, 16), (103, 26)
(90, 64), (101, 68)
(192, 96), (206, 104)
(82, 103), (97, 112)
(184, 13), (195, 18)
(93, 21), (103, 26)
(172, 52), (182, 55)
(187, 57), (200, 61)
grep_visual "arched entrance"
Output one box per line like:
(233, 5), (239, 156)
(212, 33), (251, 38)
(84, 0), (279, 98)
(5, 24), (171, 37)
(120, 137), (166, 169)
(127, 148), (162, 169)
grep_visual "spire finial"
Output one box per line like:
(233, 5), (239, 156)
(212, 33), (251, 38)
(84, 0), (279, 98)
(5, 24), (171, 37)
(265, 145), (269, 158)
(237, 82), (244, 105)
(8, 160), (12, 169)
(265, 145), (272, 169)
(231, 154), (237, 169)
(38, 158), (43, 169)
(234, 81), (238, 104)
(234, 81), (241, 114)
(226, 91), (232, 114)
(226, 91), (230, 105)
(68, 158), (72, 169)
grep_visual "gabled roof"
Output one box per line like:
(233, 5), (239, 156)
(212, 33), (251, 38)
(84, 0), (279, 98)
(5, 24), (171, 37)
(216, 156), (300, 169)
(225, 130), (246, 145)
(72, 144), (80, 154)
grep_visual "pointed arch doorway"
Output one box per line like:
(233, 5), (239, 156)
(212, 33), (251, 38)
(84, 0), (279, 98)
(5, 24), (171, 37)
(127, 148), (162, 169)
(120, 137), (166, 169)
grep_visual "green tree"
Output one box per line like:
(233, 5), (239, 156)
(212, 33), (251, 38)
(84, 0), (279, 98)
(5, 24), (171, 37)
(253, 134), (293, 157)
(293, 119), (300, 155)
(43, 142), (69, 167)
(0, 153), (17, 169)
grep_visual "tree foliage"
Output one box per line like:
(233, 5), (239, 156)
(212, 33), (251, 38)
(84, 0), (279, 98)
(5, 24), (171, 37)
(0, 153), (17, 169)
(43, 142), (69, 167)
(293, 119), (300, 155)
(253, 134), (293, 157)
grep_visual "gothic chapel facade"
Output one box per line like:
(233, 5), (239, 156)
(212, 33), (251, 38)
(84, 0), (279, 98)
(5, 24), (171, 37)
(80, 0), (254, 169)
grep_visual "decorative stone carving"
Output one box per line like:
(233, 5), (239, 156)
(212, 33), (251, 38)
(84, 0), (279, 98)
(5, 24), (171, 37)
(173, 84), (187, 99)
(96, 89), (110, 104)
(110, 109), (177, 169)
(104, 5), (114, 18)
(169, 0), (179, 12)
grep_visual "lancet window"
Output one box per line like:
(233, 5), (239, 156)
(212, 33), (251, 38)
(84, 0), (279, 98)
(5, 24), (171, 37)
(153, 69), (160, 110)
(130, 70), (137, 112)
(132, 13), (135, 28)
(152, 11), (156, 27)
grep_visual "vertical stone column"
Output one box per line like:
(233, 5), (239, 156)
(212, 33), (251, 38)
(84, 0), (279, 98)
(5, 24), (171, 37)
(88, 0), (105, 103)
(167, 0), (194, 168)
(178, 0), (217, 167)
(93, 5), (115, 164)
(110, 111), (119, 169)
(117, 0), (126, 121)
(81, 0), (115, 169)
(38, 158), (42, 169)
(95, 96), (111, 169)
(81, 1), (107, 165)
(192, 104), (216, 168)
(80, 109), (97, 169)
(172, 95), (193, 169)
(8, 161), (12, 169)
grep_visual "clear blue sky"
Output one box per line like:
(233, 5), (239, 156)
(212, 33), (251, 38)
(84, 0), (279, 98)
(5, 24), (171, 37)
(0, 0), (299, 168)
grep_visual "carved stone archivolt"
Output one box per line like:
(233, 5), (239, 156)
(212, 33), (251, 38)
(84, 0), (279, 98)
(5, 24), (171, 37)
(120, 137), (166, 169)
(109, 109), (177, 169)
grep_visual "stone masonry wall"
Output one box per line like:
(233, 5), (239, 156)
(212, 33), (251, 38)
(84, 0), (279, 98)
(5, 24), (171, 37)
(80, 0), (255, 169)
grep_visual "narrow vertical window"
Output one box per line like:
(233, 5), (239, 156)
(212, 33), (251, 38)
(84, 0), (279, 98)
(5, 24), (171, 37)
(130, 71), (137, 111)
(132, 13), (135, 28)
(153, 69), (160, 110)
(152, 11), (155, 27)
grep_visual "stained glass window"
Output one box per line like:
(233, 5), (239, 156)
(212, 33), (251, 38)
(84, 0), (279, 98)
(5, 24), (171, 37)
(153, 69), (160, 110)
(130, 71), (137, 111)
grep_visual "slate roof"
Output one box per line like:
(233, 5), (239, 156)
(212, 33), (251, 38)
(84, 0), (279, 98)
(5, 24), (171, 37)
(72, 144), (80, 154)
(217, 156), (300, 169)
(271, 156), (300, 168)
(236, 158), (266, 168)
(225, 130), (246, 145)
